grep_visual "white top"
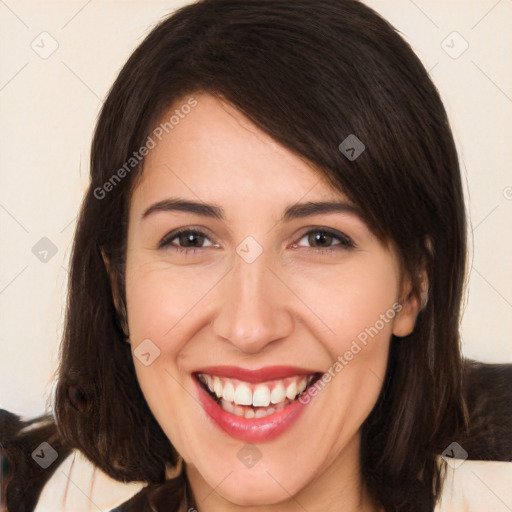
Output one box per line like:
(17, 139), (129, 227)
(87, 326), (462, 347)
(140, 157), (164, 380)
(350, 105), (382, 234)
(34, 451), (512, 511)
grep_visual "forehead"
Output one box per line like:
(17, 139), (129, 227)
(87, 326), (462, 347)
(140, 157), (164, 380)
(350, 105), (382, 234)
(131, 93), (349, 213)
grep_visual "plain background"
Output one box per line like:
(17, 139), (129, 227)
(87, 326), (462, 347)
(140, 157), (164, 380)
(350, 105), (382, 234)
(0, 0), (511, 422)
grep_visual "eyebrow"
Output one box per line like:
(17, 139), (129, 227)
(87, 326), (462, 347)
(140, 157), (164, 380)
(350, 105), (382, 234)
(141, 198), (362, 223)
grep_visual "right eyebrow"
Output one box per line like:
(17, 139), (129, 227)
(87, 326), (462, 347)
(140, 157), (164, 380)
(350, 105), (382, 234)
(141, 198), (225, 220)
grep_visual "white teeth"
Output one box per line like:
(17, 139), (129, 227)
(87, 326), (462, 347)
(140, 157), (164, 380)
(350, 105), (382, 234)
(213, 376), (223, 398)
(234, 383), (252, 406)
(222, 381), (235, 402)
(254, 408), (268, 418)
(233, 405), (245, 417)
(285, 381), (297, 400)
(252, 406), (276, 418)
(270, 383), (286, 404)
(275, 401), (286, 412)
(222, 400), (234, 414)
(252, 385), (271, 407)
(200, 373), (316, 410)
(218, 398), (277, 419)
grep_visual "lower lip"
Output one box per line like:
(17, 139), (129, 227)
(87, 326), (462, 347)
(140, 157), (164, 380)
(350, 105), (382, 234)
(194, 377), (313, 443)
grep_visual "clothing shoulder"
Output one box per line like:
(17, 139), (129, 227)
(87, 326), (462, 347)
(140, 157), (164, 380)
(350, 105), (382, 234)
(35, 453), (187, 512)
(35, 450), (145, 511)
(436, 458), (512, 512)
(0, 409), (143, 511)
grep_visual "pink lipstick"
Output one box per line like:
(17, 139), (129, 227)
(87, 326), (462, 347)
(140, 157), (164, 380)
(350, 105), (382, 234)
(192, 366), (321, 443)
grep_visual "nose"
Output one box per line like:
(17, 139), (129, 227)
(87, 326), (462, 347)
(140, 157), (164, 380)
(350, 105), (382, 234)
(212, 250), (295, 354)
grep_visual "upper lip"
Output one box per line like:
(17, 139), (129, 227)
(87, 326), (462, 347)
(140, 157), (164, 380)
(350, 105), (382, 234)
(192, 365), (321, 383)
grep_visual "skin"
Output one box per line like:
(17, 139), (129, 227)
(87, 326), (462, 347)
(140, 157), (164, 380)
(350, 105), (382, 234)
(120, 93), (423, 512)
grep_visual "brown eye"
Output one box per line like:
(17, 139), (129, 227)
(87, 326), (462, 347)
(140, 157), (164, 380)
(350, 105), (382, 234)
(295, 228), (355, 252)
(177, 231), (207, 247)
(159, 228), (216, 250)
(307, 231), (335, 248)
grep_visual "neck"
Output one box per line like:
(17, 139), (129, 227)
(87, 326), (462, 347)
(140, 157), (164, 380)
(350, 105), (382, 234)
(185, 433), (382, 512)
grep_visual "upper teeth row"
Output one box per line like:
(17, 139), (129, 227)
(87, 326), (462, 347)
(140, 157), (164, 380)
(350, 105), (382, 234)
(198, 374), (313, 407)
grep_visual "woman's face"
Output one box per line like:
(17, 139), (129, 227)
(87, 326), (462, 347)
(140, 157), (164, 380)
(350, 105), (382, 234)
(124, 94), (420, 507)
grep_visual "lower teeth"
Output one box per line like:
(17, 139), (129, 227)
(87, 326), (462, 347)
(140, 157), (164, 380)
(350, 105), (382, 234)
(220, 398), (291, 418)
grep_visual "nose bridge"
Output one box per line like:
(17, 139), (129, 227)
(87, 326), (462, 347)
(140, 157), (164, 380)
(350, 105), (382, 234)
(212, 248), (294, 353)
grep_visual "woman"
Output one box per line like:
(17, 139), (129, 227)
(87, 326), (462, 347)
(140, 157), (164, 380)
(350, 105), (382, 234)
(1, 1), (511, 511)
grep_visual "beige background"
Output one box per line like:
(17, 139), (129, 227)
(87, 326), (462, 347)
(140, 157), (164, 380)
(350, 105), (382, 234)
(0, 0), (511, 419)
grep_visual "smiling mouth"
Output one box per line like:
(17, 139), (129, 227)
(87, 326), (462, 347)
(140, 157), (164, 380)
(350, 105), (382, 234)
(194, 372), (322, 419)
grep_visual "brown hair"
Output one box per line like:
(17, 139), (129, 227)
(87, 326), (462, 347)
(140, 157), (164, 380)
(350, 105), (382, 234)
(7, 1), (469, 510)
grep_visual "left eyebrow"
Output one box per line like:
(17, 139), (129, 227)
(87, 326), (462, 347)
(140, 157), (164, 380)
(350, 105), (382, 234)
(281, 201), (362, 222)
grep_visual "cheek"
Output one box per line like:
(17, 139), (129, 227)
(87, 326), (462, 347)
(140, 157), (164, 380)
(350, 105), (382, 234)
(125, 258), (223, 343)
(284, 255), (398, 428)
(124, 259), (225, 455)
(286, 255), (399, 353)
(288, 263), (397, 459)
(125, 263), (201, 460)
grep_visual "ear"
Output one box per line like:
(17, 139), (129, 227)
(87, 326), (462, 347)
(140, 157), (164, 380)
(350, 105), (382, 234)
(392, 269), (428, 338)
(100, 248), (129, 339)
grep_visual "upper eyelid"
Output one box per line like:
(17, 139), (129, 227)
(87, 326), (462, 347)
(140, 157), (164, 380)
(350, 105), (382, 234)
(295, 225), (352, 239)
(159, 226), (217, 247)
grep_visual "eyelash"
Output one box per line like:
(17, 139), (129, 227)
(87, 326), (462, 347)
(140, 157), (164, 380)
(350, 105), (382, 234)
(158, 226), (356, 255)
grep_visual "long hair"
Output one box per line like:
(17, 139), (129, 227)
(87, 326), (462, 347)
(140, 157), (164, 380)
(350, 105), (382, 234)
(6, 1), (468, 510)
